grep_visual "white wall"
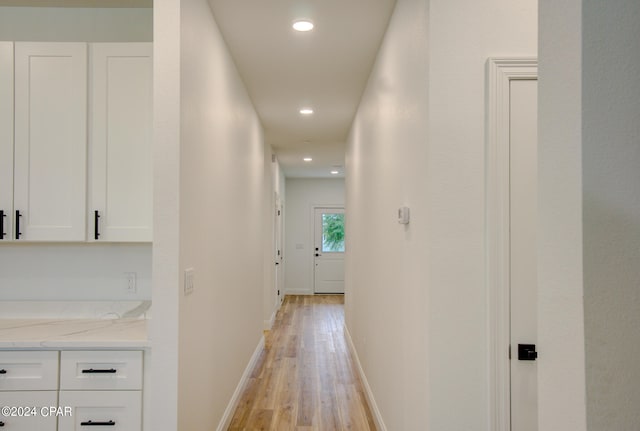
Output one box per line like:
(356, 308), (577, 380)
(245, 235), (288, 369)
(539, 2), (640, 429)
(0, 244), (151, 300)
(581, 0), (640, 428)
(0, 7), (153, 306)
(0, 7), (152, 41)
(539, 0), (640, 430)
(285, 178), (344, 295)
(538, 0), (587, 429)
(346, 0), (536, 429)
(152, 0), (265, 430)
(427, 1), (537, 429)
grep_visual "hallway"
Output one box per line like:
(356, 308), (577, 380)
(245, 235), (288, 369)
(228, 295), (376, 430)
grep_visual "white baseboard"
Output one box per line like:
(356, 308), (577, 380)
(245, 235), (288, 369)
(344, 326), (387, 431)
(216, 335), (265, 431)
(264, 310), (276, 330)
(284, 289), (314, 295)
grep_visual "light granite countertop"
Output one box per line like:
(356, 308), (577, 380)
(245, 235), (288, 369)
(0, 318), (149, 349)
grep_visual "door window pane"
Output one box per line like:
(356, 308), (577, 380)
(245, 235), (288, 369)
(322, 213), (345, 252)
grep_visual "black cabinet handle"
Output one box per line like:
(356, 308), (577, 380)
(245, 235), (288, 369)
(0, 369), (6, 374)
(0, 420), (5, 427)
(82, 368), (117, 374)
(94, 210), (100, 240)
(0, 210), (5, 239)
(80, 420), (116, 426)
(15, 210), (22, 239)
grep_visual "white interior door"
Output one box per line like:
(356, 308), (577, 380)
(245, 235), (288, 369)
(509, 78), (538, 431)
(314, 207), (345, 294)
(275, 195), (284, 305)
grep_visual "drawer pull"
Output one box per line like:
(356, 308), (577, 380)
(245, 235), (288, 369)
(0, 420), (4, 427)
(81, 420), (116, 426)
(0, 369), (6, 374)
(82, 368), (117, 374)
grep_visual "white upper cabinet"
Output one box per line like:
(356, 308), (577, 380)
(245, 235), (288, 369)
(89, 43), (153, 242)
(0, 42), (13, 241)
(13, 42), (87, 241)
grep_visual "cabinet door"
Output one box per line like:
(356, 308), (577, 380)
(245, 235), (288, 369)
(13, 42), (87, 241)
(58, 391), (141, 431)
(90, 43), (152, 242)
(0, 42), (13, 241)
(0, 391), (58, 431)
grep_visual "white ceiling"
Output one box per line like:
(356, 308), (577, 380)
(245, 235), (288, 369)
(207, 0), (396, 177)
(0, 0), (396, 178)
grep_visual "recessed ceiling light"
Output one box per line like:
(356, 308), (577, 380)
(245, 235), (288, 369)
(331, 170), (339, 175)
(300, 108), (314, 115)
(303, 157), (313, 162)
(293, 20), (314, 32)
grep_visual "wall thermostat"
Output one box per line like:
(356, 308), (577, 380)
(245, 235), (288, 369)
(398, 206), (410, 224)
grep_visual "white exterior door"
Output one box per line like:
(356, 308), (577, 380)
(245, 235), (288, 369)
(89, 43), (153, 242)
(0, 42), (13, 241)
(509, 78), (538, 431)
(13, 42), (87, 241)
(313, 207), (345, 294)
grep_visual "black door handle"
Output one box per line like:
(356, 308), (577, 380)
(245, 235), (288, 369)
(15, 210), (22, 239)
(80, 420), (116, 426)
(518, 344), (538, 360)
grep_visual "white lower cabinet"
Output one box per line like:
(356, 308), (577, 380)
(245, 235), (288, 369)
(0, 391), (58, 431)
(0, 350), (143, 431)
(58, 391), (141, 431)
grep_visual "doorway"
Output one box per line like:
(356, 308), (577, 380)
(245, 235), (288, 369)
(487, 58), (538, 431)
(313, 207), (345, 294)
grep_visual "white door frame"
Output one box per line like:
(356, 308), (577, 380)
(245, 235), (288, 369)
(486, 57), (538, 431)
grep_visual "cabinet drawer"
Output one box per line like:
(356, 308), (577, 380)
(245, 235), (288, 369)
(0, 351), (59, 391)
(60, 351), (142, 391)
(58, 390), (141, 431)
(0, 390), (58, 430)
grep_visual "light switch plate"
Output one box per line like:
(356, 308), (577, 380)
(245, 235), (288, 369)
(184, 268), (195, 294)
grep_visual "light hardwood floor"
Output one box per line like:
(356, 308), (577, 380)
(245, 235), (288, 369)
(228, 295), (376, 431)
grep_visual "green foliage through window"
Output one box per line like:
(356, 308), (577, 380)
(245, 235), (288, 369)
(322, 213), (345, 252)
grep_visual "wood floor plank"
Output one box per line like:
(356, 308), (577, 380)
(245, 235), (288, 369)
(228, 295), (376, 431)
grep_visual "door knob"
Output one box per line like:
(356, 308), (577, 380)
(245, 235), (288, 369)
(518, 344), (538, 361)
